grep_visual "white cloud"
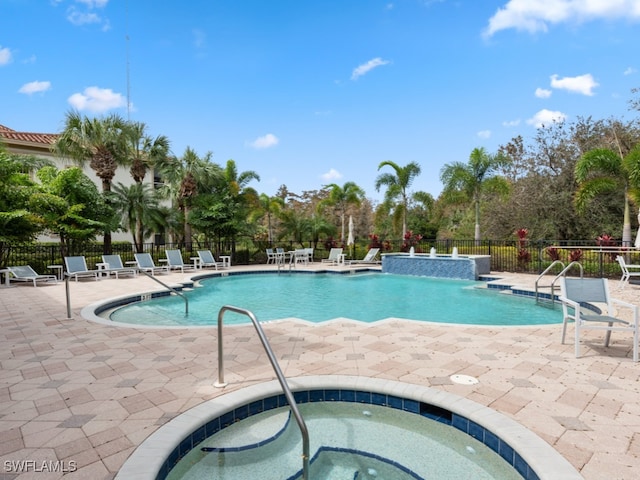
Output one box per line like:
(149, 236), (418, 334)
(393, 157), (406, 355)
(18, 81), (51, 95)
(351, 57), (390, 80)
(193, 29), (206, 49)
(535, 87), (552, 98)
(67, 86), (126, 112)
(624, 67), (637, 75)
(527, 108), (567, 128)
(67, 8), (101, 26)
(550, 73), (598, 95)
(320, 168), (342, 181)
(503, 119), (521, 127)
(483, 0), (640, 38)
(477, 130), (492, 139)
(249, 133), (279, 149)
(0, 46), (12, 66)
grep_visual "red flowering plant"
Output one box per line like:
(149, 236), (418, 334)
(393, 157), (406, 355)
(402, 230), (423, 252)
(569, 249), (583, 262)
(596, 233), (617, 261)
(545, 246), (561, 261)
(515, 228), (531, 265)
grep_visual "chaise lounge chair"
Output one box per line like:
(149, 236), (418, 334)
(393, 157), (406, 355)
(101, 254), (137, 279)
(7, 265), (57, 287)
(64, 256), (100, 281)
(348, 248), (380, 265)
(321, 248), (343, 266)
(616, 255), (640, 289)
(165, 249), (196, 273)
(134, 253), (169, 276)
(197, 250), (223, 270)
(559, 276), (639, 362)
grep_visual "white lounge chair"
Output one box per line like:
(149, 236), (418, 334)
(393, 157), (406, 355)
(101, 254), (137, 279)
(134, 253), (169, 276)
(64, 256), (99, 281)
(348, 248), (380, 265)
(321, 248), (343, 266)
(616, 255), (640, 289)
(292, 249), (309, 267)
(559, 276), (639, 362)
(197, 250), (223, 270)
(165, 249), (196, 273)
(7, 265), (57, 287)
(265, 248), (278, 264)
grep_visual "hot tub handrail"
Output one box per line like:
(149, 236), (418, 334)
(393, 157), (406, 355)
(215, 305), (310, 480)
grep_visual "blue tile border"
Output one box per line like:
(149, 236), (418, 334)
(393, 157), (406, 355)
(156, 388), (538, 480)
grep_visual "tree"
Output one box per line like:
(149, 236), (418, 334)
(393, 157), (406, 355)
(109, 182), (165, 252)
(123, 121), (170, 184)
(53, 111), (128, 253)
(155, 147), (222, 246)
(375, 160), (422, 240)
(321, 181), (365, 245)
(251, 193), (285, 244)
(440, 147), (510, 242)
(575, 145), (640, 246)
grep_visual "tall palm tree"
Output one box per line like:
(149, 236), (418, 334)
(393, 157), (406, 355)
(252, 193), (285, 244)
(375, 161), (421, 240)
(155, 147), (222, 246)
(440, 147), (510, 242)
(123, 121), (170, 184)
(53, 110), (127, 253)
(321, 182), (365, 245)
(109, 182), (165, 252)
(575, 145), (640, 246)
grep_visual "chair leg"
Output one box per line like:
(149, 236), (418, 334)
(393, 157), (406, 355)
(575, 322), (581, 358)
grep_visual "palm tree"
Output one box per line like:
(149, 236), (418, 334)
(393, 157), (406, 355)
(252, 193), (285, 244)
(109, 182), (165, 252)
(375, 161), (421, 240)
(155, 147), (222, 246)
(321, 182), (365, 245)
(53, 110), (127, 253)
(440, 147), (510, 242)
(575, 145), (640, 246)
(123, 121), (170, 184)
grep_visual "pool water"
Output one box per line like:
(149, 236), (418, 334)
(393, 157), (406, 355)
(109, 272), (562, 327)
(167, 401), (523, 480)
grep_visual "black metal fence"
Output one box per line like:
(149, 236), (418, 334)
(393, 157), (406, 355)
(2, 238), (637, 279)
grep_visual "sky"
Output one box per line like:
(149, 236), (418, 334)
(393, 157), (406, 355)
(2, 0), (640, 202)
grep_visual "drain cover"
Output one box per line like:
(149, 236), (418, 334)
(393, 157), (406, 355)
(450, 374), (479, 385)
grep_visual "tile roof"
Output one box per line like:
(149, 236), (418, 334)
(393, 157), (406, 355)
(0, 124), (58, 145)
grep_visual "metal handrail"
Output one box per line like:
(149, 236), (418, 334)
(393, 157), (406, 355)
(534, 260), (565, 304)
(64, 268), (188, 319)
(534, 261), (584, 306)
(215, 305), (310, 480)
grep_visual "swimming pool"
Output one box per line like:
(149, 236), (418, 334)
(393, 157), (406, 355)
(114, 376), (582, 480)
(104, 272), (561, 327)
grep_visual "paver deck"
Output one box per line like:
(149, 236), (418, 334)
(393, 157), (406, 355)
(1, 263), (639, 479)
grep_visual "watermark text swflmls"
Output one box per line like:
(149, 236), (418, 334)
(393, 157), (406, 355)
(4, 460), (78, 473)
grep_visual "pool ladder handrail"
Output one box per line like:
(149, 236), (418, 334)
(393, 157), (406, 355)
(534, 260), (583, 305)
(215, 305), (310, 480)
(64, 267), (188, 319)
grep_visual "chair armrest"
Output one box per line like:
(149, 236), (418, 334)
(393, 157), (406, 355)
(558, 296), (579, 309)
(611, 297), (639, 314)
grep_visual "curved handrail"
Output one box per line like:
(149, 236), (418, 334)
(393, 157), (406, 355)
(215, 305), (310, 480)
(534, 260), (565, 303)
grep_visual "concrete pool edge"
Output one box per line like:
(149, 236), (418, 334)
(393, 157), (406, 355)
(114, 375), (582, 480)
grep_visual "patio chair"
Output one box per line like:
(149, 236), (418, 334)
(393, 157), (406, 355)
(101, 254), (137, 279)
(348, 248), (380, 265)
(616, 255), (640, 289)
(7, 265), (57, 287)
(165, 249), (196, 273)
(265, 248), (278, 264)
(321, 248), (343, 266)
(64, 256), (99, 281)
(292, 249), (309, 267)
(134, 253), (169, 276)
(558, 276), (639, 362)
(197, 250), (222, 270)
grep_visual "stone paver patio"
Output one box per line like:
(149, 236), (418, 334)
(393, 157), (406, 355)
(1, 263), (639, 479)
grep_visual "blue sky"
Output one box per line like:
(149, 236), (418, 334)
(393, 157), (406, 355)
(2, 1), (640, 201)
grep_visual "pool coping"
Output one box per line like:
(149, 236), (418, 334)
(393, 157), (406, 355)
(114, 375), (582, 480)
